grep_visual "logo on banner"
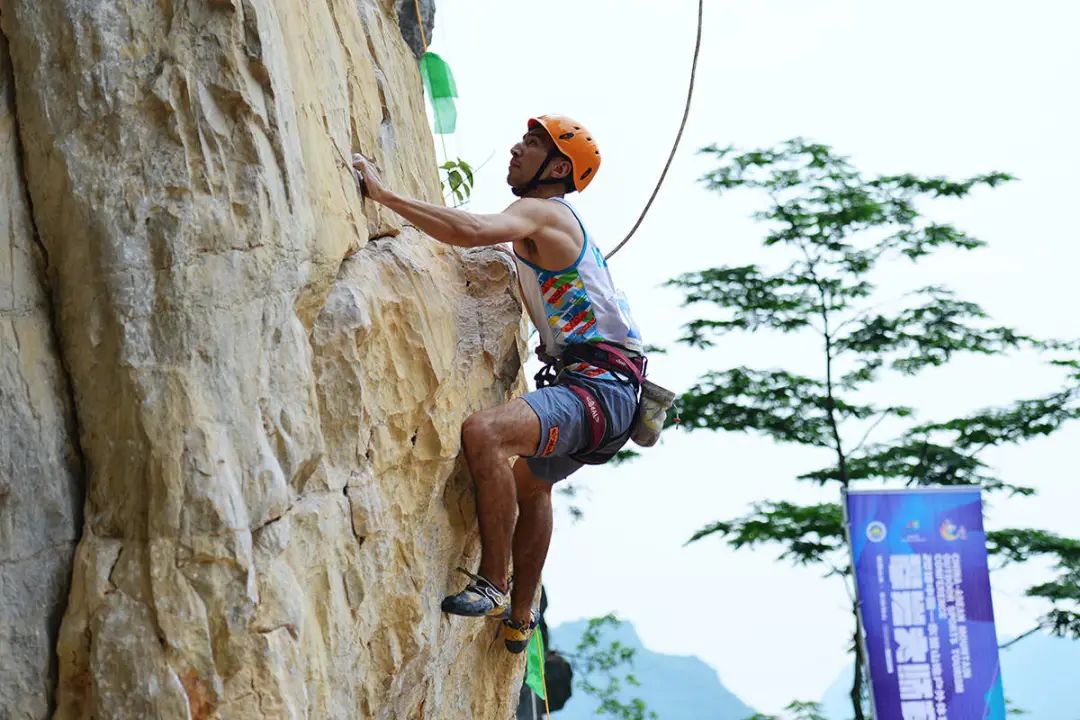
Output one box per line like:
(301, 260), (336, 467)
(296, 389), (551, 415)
(940, 518), (967, 541)
(903, 519), (928, 543)
(866, 521), (887, 542)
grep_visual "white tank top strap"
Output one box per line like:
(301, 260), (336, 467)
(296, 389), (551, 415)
(512, 198), (644, 376)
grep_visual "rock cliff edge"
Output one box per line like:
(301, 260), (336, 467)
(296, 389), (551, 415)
(0, 1), (526, 717)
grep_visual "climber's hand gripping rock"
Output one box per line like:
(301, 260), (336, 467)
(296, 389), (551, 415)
(352, 153), (390, 203)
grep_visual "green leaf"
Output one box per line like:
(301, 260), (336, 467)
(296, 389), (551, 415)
(986, 529), (1080, 565)
(986, 529), (1080, 639)
(609, 449), (640, 466)
(869, 171), (1015, 198)
(912, 385), (1080, 449)
(459, 159), (474, 186)
(687, 501), (845, 567)
(1045, 609), (1080, 639)
(696, 139), (1009, 273)
(784, 700), (829, 720)
(667, 265), (817, 343)
(834, 286), (1036, 374)
(797, 440), (1032, 494)
(574, 615), (657, 719)
(677, 367), (885, 447)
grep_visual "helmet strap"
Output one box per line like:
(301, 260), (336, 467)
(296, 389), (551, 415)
(511, 149), (569, 197)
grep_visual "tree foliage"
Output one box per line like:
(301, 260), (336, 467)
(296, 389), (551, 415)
(988, 527), (1080, 639)
(687, 501), (845, 567)
(743, 700), (829, 720)
(573, 615), (657, 720)
(672, 139), (1080, 719)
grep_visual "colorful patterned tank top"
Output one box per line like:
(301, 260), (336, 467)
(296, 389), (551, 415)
(513, 198), (643, 378)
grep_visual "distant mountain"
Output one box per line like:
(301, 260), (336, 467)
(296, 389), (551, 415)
(820, 633), (1080, 720)
(548, 619), (756, 720)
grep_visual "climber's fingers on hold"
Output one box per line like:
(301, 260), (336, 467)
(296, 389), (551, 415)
(351, 153), (388, 201)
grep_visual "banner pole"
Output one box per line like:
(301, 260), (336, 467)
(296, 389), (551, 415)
(841, 487), (878, 720)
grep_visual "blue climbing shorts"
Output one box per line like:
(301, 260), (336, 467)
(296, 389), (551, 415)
(520, 371), (638, 483)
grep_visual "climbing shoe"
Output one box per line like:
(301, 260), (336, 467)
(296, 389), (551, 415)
(502, 610), (538, 654)
(440, 567), (510, 618)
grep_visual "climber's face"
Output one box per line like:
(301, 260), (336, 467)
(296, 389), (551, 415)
(507, 128), (571, 189)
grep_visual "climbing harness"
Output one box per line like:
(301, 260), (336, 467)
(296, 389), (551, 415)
(535, 341), (680, 459)
(535, 343), (648, 464)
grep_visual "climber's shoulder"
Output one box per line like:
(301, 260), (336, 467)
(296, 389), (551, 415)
(502, 197), (559, 223)
(503, 198), (579, 240)
(505, 199), (582, 269)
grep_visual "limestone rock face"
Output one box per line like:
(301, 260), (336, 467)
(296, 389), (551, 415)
(0, 29), (84, 720)
(0, 1), (526, 717)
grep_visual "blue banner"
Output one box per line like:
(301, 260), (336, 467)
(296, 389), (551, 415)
(845, 488), (1005, 720)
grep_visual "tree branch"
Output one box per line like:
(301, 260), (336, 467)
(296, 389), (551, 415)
(999, 625), (1042, 650)
(850, 411), (892, 455)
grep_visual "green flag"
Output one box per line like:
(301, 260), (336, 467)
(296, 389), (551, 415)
(429, 96), (457, 135)
(419, 52), (458, 134)
(524, 629), (546, 701)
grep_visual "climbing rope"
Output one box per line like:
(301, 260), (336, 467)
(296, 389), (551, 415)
(411, 0), (453, 163)
(407, 0), (703, 254)
(539, 642), (552, 720)
(412, 0), (429, 51)
(604, 0), (704, 261)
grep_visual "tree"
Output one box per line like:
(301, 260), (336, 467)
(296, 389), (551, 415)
(572, 615), (658, 720)
(669, 139), (1080, 719)
(744, 700), (829, 720)
(988, 520), (1080, 641)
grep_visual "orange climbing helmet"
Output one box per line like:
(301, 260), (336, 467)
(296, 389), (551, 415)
(527, 115), (602, 192)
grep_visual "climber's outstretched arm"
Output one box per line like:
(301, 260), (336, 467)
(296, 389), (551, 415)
(352, 154), (544, 248)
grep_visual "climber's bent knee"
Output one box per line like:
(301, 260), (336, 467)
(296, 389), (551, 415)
(461, 399), (541, 461)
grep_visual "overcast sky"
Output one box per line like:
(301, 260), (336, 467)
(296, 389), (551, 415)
(427, 1), (1079, 712)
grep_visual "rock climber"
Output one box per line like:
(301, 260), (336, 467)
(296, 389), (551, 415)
(352, 115), (646, 653)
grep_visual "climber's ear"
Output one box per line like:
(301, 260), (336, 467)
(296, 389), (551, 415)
(547, 156), (572, 181)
